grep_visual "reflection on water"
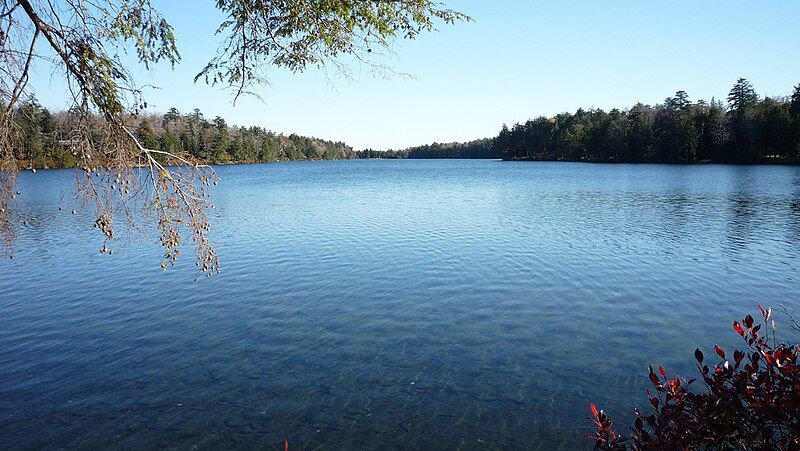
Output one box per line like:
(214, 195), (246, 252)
(1, 160), (799, 449)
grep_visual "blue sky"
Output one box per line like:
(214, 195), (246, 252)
(29, 1), (800, 150)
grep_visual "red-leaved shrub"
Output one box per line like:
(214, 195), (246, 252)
(588, 305), (800, 450)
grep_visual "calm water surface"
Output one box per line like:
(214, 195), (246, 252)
(1, 160), (800, 449)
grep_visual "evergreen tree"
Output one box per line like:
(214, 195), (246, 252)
(789, 85), (800, 159)
(260, 137), (279, 162)
(727, 78), (759, 162)
(210, 117), (231, 162)
(727, 78), (758, 112)
(16, 100), (43, 162)
(160, 130), (182, 155)
(627, 103), (655, 162)
(162, 107), (182, 129)
(39, 108), (56, 150)
(789, 84), (800, 120)
(135, 120), (159, 151)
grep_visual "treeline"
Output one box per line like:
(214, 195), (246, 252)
(376, 79), (800, 164)
(357, 138), (494, 159)
(14, 79), (800, 167)
(497, 79), (800, 163)
(11, 104), (358, 168)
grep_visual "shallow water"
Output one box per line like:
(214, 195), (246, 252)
(1, 160), (799, 449)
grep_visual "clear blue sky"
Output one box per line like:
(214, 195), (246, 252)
(29, 1), (800, 150)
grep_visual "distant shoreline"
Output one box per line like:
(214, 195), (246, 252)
(14, 155), (800, 171)
(501, 156), (800, 165)
(12, 156), (358, 171)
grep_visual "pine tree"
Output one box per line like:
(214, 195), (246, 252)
(17, 100), (43, 162)
(790, 84), (800, 119)
(727, 78), (758, 113)
(726, 79), (759, 162)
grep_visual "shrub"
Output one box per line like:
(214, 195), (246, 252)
(588, 305), (800, 450)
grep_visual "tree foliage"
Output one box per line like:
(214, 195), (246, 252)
(199, 0), (469, 101)
(410, 80), (799, 164)
(359, 138), (493, 159)
(371, 80), (800, 165)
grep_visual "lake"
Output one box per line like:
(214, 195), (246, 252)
(1, 160), (799, 449)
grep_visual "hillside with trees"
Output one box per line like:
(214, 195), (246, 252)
(12, 80), (800, 168)
(11, 105), (358, 169)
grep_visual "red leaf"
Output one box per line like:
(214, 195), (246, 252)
(757, 303), (766, 317)
(658, 365), (667, 378)
(743, 315), (754, 328)
(714, 345), (725, 359)
(694, 348), (704, 363)
(733, 321), (744, 336)
(590, 403), (599, 418)
(284, 440), (289, 451)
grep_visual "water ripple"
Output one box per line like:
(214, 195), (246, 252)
(1, 160), (799, 449)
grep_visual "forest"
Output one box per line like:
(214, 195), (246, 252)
(495, 79), (800, 163)
(383, 79), (800, 164)
(10, 79), (800, 167)
(11, 105), (358, 168)
(357, 138), (493, 159)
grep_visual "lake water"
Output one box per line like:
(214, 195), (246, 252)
(1, 160), (799, 449)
